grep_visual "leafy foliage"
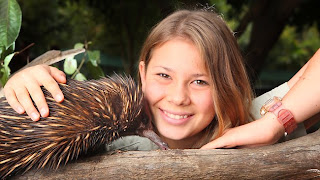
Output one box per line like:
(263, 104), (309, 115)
(0, 0), (21, 86)
(267, 23), (320, 71)
(4, 0), (320, 87)
(0, 53), (14, 85)
(63, 43), (104, 81)
(0, 0), (21, 49)
(0, 0), (105, 85)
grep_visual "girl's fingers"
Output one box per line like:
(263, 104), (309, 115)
(25, 79), (49, 118)
(37, 66), (65, 103)
(200, 135), (234, 149)
(200, 139), (224, 149)
(15, 86), (40, 121)
(3, 65), (66, 121)
(49, 66), (67, 84)
(38, 66), (66, 102)
(3, 87), (25, 114)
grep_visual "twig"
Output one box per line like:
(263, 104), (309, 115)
(71, 51), (87, 79)
(14, 43), (35, 56)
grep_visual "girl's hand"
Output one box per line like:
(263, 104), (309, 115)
(201, 114), (285, 149)
(3, 65), (66, 121)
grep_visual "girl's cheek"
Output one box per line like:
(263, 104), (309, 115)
(145, 81), (166, 103)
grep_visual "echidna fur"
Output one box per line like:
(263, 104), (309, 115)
(0, 74), (168, 179)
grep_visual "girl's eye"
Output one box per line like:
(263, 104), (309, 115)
(158, 73), (170, 79)
(193, 80), (208, 86)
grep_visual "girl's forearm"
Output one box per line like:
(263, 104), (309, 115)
(287, 60), (310, 88)
(283, 49), (320, 123)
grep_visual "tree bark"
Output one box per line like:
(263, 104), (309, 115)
(14, 129), (320, 180)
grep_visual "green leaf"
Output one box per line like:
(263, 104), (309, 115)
(74, 73), (87, 81)
(0, 42), (14, 60)
(86, 60), (105, 79)
(8, 41), (14, 51)
(63, 57), (77, 75)
(0, 0), (22, 49)
(0, 52), (14, 85)
(87, 50), (100, 67)
(3, 52), (14, 66)
(0, 46), (3, 58)
(74, 43), (84, 49)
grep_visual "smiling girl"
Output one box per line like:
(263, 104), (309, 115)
(4, 9), (320, 149)
(140, 38), (218, 148)
(137, 10), (253, 148)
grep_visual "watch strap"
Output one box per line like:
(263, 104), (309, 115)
(268, 100), (297, 135)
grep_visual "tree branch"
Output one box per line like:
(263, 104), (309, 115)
(16, 48), (85, 73)
(15, 129), (320, 179)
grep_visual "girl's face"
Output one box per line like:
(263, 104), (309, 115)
(139, 38), (215, 148)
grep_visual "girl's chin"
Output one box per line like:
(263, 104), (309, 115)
(162, 135), (186, 141)
(158, 127), (190, 140)
(158, 128), (202, 149)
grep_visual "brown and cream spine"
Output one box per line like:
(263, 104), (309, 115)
(0, 75), (167, 179)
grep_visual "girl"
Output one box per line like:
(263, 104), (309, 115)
(4, 10), (320, 149)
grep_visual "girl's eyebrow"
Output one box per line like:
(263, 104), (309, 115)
(192, 73), (207, 78)
(154, 66), (172, 71)
(154, 66), (208, 78)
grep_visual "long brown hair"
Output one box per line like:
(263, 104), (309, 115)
(139, 9), (253, 147)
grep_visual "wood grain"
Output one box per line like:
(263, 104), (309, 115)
(14, 129), (320, 180)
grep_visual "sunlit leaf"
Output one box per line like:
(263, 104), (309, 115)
(0, 0), (22, 49)
(3, 52), (14, 66)
(0, 42), (15, 60)
(0, 46), (3, 58)
(0, 52), (14, 85)
(87, 50), (100, 67)
(63, 57), (77, 75)
(74, 73), (87, 81)
(74, 43), (84, 49)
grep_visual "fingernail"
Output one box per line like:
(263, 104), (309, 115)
(31, 112), (40, 121)
(55, 94), (63, 102)
(40, 108), (48, 117)
(16, 106), (24, 114)
(60, 74), (66, 81)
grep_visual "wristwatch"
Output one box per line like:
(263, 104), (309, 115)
(260, 96), (297, 135)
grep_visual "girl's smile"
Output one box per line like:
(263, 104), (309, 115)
(139, 37), (215, 148)
(160, 108), (193, 125)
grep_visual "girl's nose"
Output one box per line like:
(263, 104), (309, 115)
(167, 83), (191, 106)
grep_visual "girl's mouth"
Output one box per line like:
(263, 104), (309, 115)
(160, 109), (192, 125)
(163, 110), (189, 119)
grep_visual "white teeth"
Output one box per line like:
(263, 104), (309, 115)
(164, 111), (188, 119)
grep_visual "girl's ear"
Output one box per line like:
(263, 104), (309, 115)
(139, 61), (146, 92)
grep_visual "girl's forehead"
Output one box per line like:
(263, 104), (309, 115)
(148, 38), (209, 75)
(152, 38), (200, 61)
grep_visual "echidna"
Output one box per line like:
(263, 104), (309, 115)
(0, 75), (168, 179)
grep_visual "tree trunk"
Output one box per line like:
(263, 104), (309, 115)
(14, 129), (320, 180)
(241, 0), (304, 82)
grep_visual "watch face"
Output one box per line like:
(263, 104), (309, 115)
(264, 98), (275, 106)
(260, 97), (282, 116)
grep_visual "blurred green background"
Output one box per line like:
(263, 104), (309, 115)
(10, 0), (320, 95)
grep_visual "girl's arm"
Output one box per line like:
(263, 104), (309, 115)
(283, 49), (320, 123)
(3, 65), (66, 121)
(201, 49), (320, 149)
